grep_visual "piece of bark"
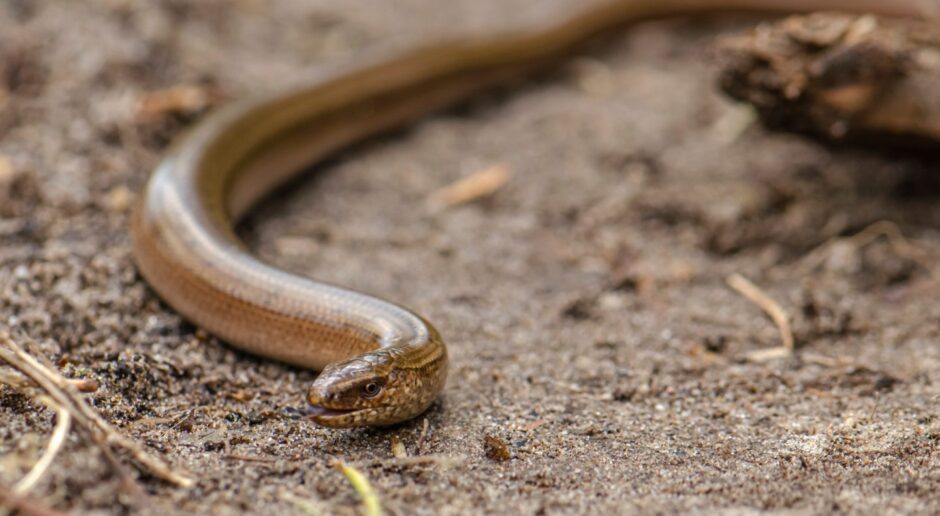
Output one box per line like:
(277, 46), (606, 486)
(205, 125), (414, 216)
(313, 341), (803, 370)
(716, 12), (940, 149)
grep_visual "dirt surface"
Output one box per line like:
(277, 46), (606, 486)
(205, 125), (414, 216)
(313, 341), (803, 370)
(1, 1), (939, 514)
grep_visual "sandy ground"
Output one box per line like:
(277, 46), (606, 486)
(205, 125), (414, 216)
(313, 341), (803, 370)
(1, 1), (939, 514)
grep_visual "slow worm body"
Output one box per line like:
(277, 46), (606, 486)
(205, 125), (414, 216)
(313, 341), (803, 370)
(132, 0), (926, 427)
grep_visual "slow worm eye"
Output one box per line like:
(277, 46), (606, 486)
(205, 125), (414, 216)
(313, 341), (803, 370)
(363, 382), (381, 398)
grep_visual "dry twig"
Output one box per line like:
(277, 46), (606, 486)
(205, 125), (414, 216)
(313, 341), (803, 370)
(0, 339), (141, 497)
(0, 332), (194, 489)
(725, 274), (794, 361)
(798, 220), (940, 284)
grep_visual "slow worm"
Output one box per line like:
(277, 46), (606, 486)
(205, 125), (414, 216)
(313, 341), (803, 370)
(131, 0), (926, 427)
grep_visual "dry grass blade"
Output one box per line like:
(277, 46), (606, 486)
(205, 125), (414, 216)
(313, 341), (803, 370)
(333, 460), (382, 516)
(427, 163), (511, 211)
(0, 332), (194, 489)
(13, 396), (70, 496)
(725, 274), (794, 361)
(0, 341), (142, 495)
(0, 348), (143, 498)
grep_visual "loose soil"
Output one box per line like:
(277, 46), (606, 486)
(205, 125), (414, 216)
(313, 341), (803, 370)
(1, 1), (938, 514)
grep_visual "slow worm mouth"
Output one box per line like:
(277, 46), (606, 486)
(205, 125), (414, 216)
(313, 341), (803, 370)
(306, 404), (369, 428)
(306, 405), (356, 418)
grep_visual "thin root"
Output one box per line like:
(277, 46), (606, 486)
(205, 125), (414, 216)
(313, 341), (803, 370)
(726, 273), (794, 362)
(13, 396), (71, 496)
(0, 332), (194, 489)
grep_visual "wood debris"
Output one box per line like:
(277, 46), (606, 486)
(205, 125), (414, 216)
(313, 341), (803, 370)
(718, 12), (940, 148)
(483, 434), (511, 462)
